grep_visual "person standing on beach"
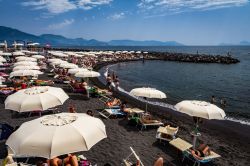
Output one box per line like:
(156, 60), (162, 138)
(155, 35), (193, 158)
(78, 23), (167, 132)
(106, 74), (112, 90)
(211, 96), (216, 104)
(114, 75), (119, 90)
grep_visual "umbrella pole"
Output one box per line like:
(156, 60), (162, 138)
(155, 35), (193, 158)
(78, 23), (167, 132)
(192, 117), (201, 149)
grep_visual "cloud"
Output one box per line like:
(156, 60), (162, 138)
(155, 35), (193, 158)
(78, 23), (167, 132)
(108, 12), (125, 20)
(78, 0), (112, 10)
(138, 0), (249, 16)
(21, 0), (112, 14)
(47, 19), (75, 30)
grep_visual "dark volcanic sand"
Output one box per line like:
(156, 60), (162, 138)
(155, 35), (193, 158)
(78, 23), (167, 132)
(0, 69), (250, 166)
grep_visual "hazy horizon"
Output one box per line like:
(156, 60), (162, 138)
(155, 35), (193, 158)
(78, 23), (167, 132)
(0, 0), (250, 45)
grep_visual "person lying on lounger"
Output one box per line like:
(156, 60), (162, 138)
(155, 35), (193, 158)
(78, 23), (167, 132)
(106, 98), (121, 107)
(49, 154), (78, 166)
(190, 144), (211, 160)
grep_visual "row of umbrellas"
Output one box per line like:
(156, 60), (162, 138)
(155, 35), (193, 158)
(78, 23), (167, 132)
(4, 86), (107, 159)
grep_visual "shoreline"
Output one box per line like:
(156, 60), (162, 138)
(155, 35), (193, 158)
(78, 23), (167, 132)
(91, 59), (250, 165)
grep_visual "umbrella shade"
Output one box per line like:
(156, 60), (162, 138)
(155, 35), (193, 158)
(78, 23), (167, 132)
(130, 87), (166, 99)
(75, 71), (100, 78)
(5, 86), (69, 112)
(68, 68), (88, 74)
(14, 61), (38, 66)
(60, 63), (78, 69)
(13, 66), (40, 71)
(10, 70), (43, 77)
(6, 113), (107, 159)
(175, 100), (226, 120)
(0, 52), (12, 56)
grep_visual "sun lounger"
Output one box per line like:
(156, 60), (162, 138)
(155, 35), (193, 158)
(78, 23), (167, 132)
(99, 108), (127, 119)
(183, 149), (221, 166)
(122, 147), (144, 166)
(156, 125), (179, 142)
(139, 117), (163, 130)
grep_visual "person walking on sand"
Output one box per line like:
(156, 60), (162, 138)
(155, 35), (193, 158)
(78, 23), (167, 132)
(106, 74), (112, 90)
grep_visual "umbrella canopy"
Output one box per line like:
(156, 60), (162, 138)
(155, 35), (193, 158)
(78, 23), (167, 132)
(31, 55), (45, 59)
(50, 61), (67, 66)
(48, 58), (61, 63)
(60, 63), (78, 69)
(5, 86), (69, 112)
(10, 70), (43, 77)
(130, 87), (166, 99)
(174, 100), (226, 120)
(14, 61), (38, 66)
(0, 56), (7, 62)
(75, 71), (100, 78)
(13, 52), (25, 56)
(68, 68), (88, 74)
(13, 65), (40, 71)
(0, 52), (12, 56)
(16, 57), (37, 62)
(6, 113), (107, 159)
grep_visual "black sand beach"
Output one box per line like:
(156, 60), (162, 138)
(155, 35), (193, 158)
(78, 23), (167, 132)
(0, 64), (250, 166)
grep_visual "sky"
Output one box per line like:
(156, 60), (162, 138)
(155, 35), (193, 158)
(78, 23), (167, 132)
(0, 0), (250, 45)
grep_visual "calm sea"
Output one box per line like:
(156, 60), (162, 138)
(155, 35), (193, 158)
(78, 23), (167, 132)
(89, 46), (250, 125)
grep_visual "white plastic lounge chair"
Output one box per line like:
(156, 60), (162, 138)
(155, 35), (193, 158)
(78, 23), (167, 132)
(122, 147), (144, 166)
(156, 125), (179, 142)
(139, 117), (163, 130)
(99, 108), (127, 119)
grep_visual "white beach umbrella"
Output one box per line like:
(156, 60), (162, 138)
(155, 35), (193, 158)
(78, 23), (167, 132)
(5, 86), (69, 112)
(50, 60), (67, 66)
(6, 113), (107, 159)
(68, 68), (89, 74)
(174, 100), (226, 148)
(130, 87), (166, 99)
(75, 71), (100, 78)
(175, 100), (226, 120)
(31, 55), (45, 59)
(130, 87), (166, 112)
(60, 63), (78, 69)
(0, 62), (3, 66)
(14, 61), (38, 66)
(0, 56), (7, 62)
(10, 70), (43, 77)
(0, 52), (12, 56)
(13, 52), (25, 56)
(16, 57), (37, 62)
(13, 65), (40, 71)
(48, 58), (62, 63)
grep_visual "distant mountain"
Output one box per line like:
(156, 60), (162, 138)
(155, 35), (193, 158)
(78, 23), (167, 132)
(108, 40), (183, 46)
(239, 41), (250, 45)
(0, 26), (184, 46)
(219, 41), (250, 46)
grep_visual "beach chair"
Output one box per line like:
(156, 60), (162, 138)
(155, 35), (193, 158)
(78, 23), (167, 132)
(122, 147), (144, 166)
(98, 108), (127, 119)
(138, 115), (164, 131)
(156, 125), (179, 142)
(182, 149), (221, 166)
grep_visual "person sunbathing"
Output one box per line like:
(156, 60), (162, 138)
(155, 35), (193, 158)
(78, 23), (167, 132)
(68, 106), (77, 113)
(106, 98), (121, 108)
(153, 157), (164, 166)
(190, 144), (211, 160)
(49, 154), (78, 166)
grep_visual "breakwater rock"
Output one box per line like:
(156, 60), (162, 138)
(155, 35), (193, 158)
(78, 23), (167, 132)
(148, 52), (240, 64)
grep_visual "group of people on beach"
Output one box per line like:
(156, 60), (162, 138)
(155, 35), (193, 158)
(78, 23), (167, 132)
(210, 95), (227, 108)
